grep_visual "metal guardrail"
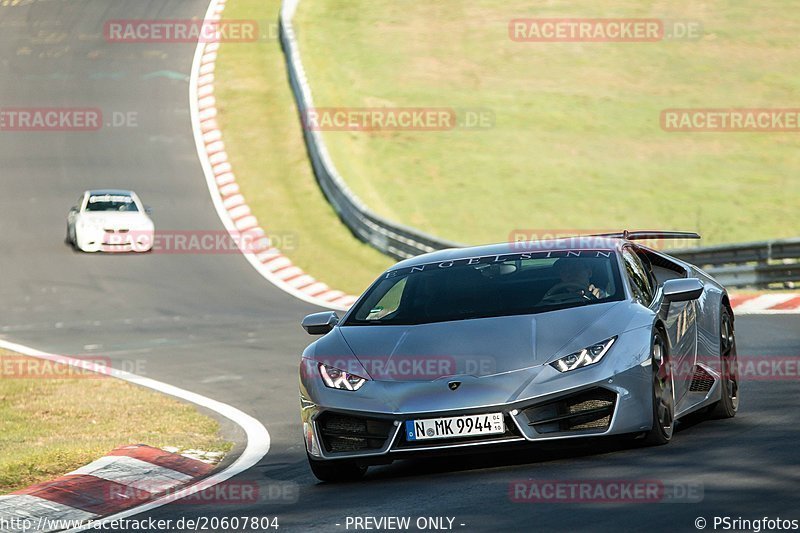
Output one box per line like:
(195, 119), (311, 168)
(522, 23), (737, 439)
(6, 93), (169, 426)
(279, 0), (461, 260)
(279, 1), (798, 288)
(669, 239), (800, 288)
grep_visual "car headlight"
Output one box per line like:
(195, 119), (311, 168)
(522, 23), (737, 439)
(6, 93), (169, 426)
(79, 219), (105, 232)
(318, 363), (368, 391)
(550, 337), (617, 373)
(134, 219), (155, 230)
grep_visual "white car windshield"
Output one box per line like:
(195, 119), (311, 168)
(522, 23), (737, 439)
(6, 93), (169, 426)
(85, 194), (139, 212)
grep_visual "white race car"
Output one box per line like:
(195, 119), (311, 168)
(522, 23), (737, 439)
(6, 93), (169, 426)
(66, 189), (154, 252)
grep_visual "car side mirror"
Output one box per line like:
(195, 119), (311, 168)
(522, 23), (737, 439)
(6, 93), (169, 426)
(144, 205), (153, 215)
(301, 311), (339, 335)
(663, 278), (704, 302)
(69, 205), (79, 213)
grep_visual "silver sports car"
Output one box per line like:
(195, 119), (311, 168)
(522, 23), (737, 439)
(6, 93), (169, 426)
(299, 232), (738, 481)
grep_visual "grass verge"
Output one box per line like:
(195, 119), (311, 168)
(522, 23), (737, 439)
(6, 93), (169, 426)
(0, 350), (231, 494)
(294, 0), (800, 247)
(213, 0), (393, 296)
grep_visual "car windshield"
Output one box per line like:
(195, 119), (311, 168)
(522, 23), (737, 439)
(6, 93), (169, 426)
(85, 194), (138, 212)
(345, 251), (624, 326)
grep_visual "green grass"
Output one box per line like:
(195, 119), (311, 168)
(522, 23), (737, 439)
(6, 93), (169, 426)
(213, 0), (393, 295)
(0, 351), (230, 494)
(294, 0), (800, 246)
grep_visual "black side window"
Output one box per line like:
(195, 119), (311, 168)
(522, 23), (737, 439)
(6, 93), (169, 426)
(634, 249), (658, 292)
(622, 248), (654, 305)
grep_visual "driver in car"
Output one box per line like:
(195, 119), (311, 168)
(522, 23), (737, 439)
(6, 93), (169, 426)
(545, 257), (608, 300)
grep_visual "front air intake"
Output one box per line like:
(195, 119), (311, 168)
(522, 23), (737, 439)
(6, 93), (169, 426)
(523, 388), (617, 434)
(317, 413), (394, 453)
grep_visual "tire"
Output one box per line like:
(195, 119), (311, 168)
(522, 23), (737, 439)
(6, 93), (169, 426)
(643, 328), (675, 446)
(307, 454), (367, 482)
(66, 224), (79, 250)
(708, 307), (739, 419)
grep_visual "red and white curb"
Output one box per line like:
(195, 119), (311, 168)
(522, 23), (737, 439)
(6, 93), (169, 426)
(190, 0), (357, 312)
(730, 293), (800, 314)
(0, 339), (270, 533)
(0, 445), (215, 532)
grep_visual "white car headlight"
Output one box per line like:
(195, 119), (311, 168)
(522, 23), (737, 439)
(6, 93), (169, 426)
(318, 363), (367, 391)
(78, 219), (100, 229)
(550, 337), (617, 373)
(77, 220), (102, 235)
(133, 217), (154, 229)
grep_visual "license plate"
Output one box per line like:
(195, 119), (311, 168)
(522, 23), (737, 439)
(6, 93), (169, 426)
(405, 412), (504, 441)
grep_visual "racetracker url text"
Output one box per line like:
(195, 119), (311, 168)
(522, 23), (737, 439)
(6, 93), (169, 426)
(0, 515), (280, 531)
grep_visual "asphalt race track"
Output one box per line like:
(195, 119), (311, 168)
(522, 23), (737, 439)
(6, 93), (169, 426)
(1, 1), (799, 532)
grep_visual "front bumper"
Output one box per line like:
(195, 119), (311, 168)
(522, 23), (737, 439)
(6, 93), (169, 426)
(301, 360), (654, 462)
(77, 228), (153, 252)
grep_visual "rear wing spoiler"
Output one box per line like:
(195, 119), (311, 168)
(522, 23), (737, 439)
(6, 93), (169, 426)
(590, 230), (701, 241)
